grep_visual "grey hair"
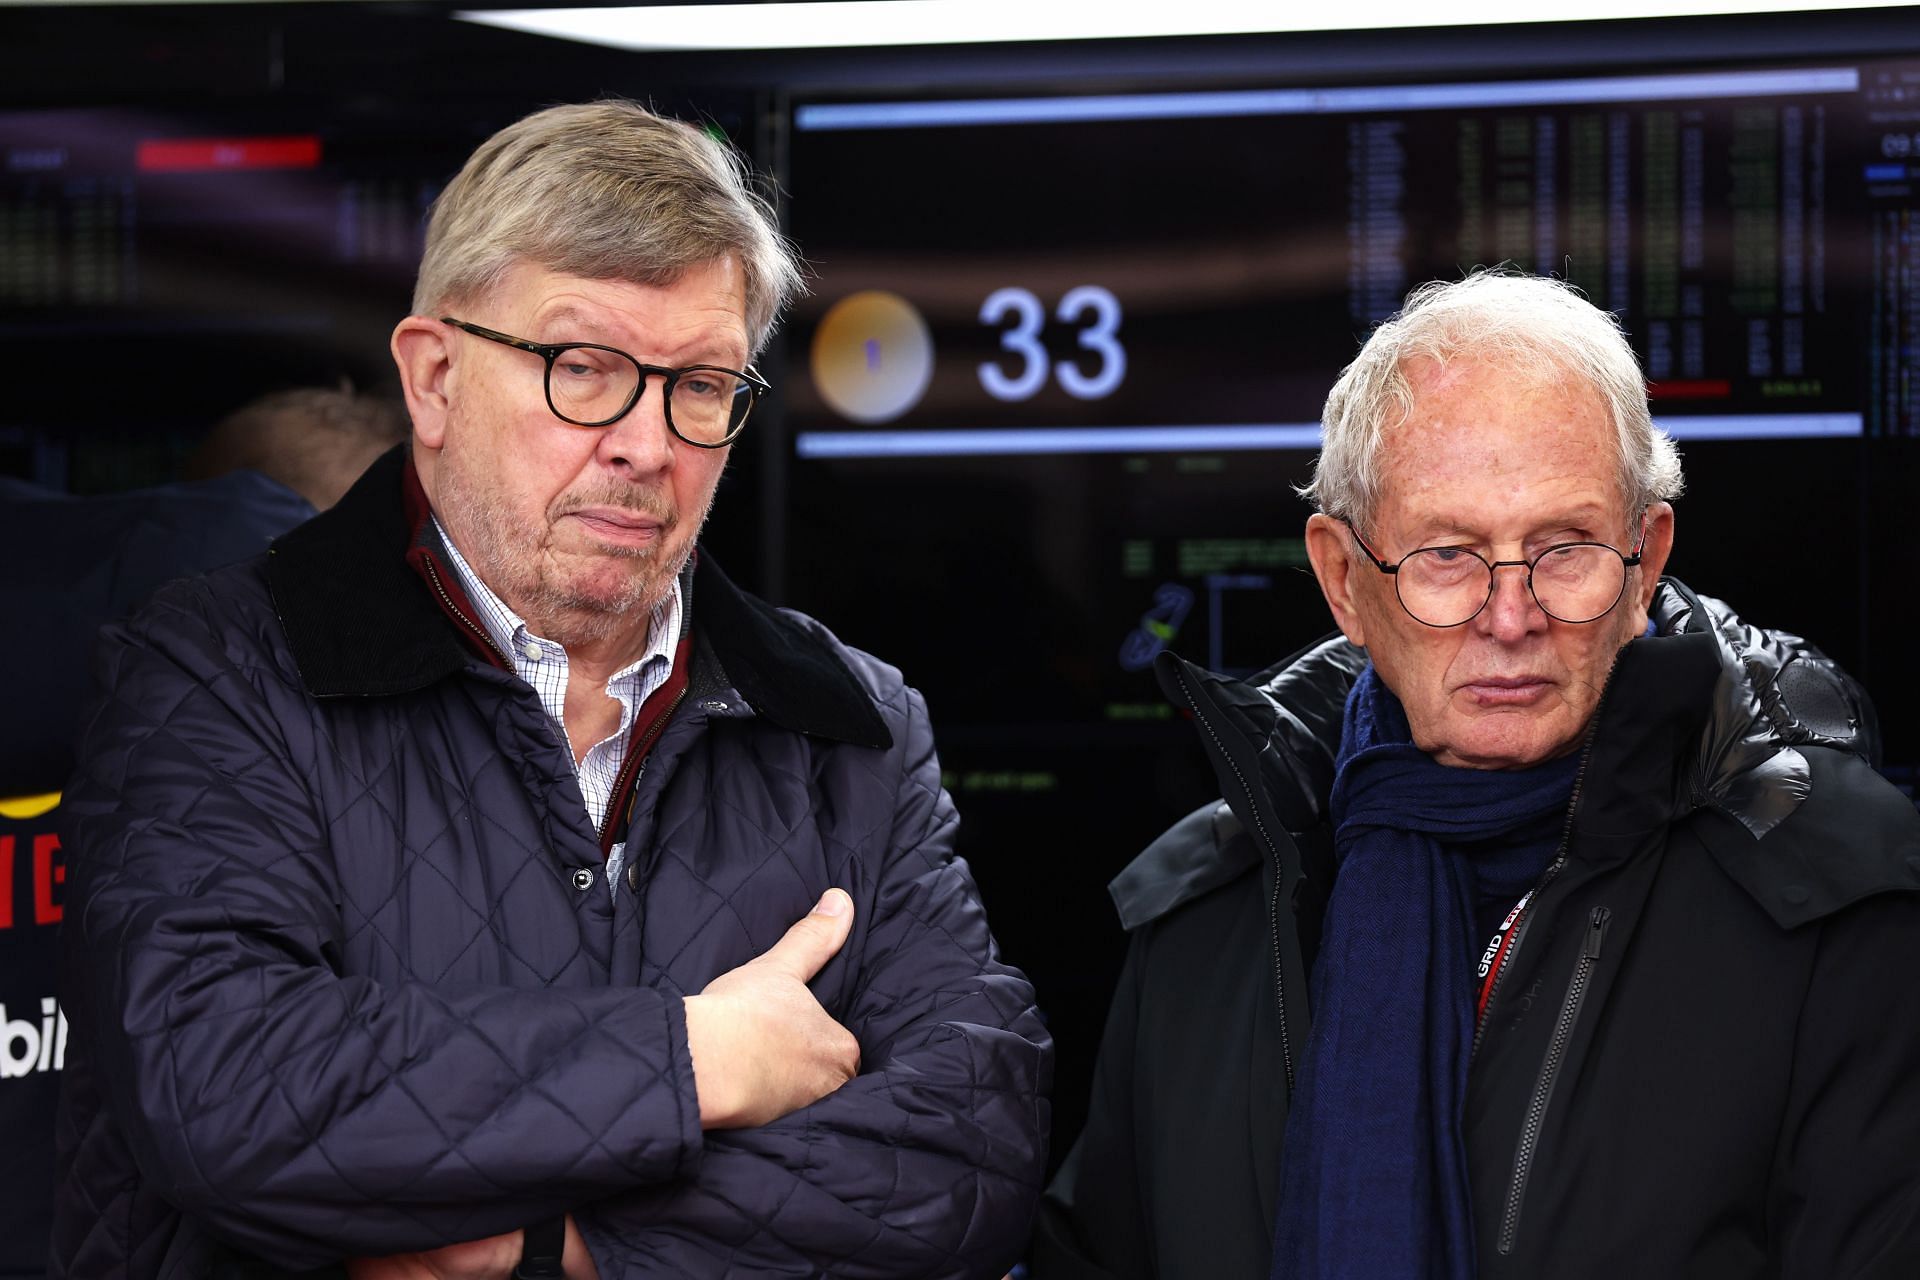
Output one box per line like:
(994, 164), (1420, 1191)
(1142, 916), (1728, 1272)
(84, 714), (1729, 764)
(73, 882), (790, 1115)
(1300, 270), (1684, 534)
(412, 99), (804, 357)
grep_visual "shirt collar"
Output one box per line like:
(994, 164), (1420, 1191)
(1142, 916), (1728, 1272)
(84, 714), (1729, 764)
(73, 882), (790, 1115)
(270, 446), (891, 750)
(429, 513), (683, 682)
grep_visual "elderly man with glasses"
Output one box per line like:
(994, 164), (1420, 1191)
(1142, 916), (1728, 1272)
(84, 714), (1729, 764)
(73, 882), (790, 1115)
(1035, 272), (1920, 1280)
(52, 100), (1050, 1280)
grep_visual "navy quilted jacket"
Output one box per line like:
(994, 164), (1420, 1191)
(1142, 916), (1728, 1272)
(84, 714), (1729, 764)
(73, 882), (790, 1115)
(52, 451), (1053, 1278)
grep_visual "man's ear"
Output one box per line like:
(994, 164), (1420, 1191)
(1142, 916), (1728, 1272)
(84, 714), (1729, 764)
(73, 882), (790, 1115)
(1626, 500), (1677, 632)
(392, 317), (453, 449)
(1304, 512), (1368, 648)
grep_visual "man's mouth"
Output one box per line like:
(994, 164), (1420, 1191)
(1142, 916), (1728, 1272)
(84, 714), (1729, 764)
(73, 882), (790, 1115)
(563, 506), (668, 548)
(1458, 675), (1555, 707)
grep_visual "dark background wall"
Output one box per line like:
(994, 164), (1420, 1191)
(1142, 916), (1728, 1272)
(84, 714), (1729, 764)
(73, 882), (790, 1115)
(5, 0), (1919, 1177)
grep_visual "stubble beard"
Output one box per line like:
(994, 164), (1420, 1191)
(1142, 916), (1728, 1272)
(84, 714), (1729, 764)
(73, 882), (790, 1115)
(436, 457), (713, 648)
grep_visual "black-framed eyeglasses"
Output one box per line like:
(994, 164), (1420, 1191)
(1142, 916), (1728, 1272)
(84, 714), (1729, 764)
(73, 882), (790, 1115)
(441, 317), (767, 448)
(1343, 516), (1647, 628)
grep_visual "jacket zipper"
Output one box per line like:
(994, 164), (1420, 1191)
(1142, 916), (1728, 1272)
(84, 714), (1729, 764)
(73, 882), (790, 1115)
(1497, 904), (1611, 1255)
(420, 558), (513, 669)
(1468, 662), (1619, 1254)
(1468, 666), (1615, 1062)
(1171, 664), (1295, 1095)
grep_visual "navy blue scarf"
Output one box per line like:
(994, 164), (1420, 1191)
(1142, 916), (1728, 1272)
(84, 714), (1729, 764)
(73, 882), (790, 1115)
(1271, 666), (1580, 1280)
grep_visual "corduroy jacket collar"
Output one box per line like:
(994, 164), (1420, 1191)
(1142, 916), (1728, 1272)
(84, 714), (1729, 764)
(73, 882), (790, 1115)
(265, 446), (890, 750)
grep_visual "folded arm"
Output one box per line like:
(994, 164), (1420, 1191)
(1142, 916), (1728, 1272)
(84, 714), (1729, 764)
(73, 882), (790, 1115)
(574, 688), (1054, 1279)
(63, 600), (706, 1268)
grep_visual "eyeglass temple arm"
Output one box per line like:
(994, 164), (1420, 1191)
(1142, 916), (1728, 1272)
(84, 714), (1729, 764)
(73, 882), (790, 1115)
(440, 318), (554, 358)
(1623, 510), (1651, 565)
(1340, 518), (1399, 574)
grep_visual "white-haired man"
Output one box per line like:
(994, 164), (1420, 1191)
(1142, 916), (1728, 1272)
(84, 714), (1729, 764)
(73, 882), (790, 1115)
(53, 101), (1050, 1280)
(1034, 272), (1920, 1279)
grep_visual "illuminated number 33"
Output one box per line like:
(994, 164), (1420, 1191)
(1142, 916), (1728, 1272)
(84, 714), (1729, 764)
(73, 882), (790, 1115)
(977, 285), (1127, 402)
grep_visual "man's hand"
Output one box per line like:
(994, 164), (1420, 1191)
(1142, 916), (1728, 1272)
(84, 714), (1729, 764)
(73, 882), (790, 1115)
(347, 1218), (598, 1280)
(684, 888), (861, 1129)
(345, 1229), (518, 1280)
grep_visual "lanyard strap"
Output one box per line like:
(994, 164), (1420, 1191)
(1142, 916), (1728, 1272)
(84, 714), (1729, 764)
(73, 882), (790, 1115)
(1474, 889), (1534, 1026)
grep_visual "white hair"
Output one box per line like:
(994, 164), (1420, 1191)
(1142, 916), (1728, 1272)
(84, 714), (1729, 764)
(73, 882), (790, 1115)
(1300, 270), (1684, 533)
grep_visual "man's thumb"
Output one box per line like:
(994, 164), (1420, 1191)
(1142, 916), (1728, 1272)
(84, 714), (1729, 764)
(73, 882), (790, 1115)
(759, 889), (855, 981)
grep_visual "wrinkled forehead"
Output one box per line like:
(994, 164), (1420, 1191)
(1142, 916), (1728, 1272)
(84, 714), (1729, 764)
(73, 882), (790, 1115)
(1375, 356), (1633, 532)
(1390, 353), (1615, 449)
(480, 257), (750, 347)
(1395, 347), (1598, 400)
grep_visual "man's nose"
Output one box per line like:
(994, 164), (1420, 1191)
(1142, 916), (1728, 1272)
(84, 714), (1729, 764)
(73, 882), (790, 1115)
(1478, 562), (1547, 640)
(595, 375), (676, 472)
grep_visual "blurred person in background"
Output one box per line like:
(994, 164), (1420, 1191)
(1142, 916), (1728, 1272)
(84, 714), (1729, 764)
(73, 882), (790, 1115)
(0, 385), (407, 792)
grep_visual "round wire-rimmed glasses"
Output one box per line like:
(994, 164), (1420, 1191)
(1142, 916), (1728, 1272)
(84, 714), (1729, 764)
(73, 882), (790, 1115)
(1342, 516), (1647, 628)
(440, 317), (768, 448)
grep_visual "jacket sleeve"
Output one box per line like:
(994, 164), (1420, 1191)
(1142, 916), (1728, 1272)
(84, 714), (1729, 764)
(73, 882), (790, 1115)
(572, 684), (1054, 1280)
(1770, 888), (1920, 1278)
(1026, 930), (1149, 1280)
(61, 587), (707, 1269)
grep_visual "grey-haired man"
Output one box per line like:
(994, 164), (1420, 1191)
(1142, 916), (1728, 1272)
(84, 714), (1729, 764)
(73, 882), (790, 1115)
(1035, 272), (1920, 1280)
(54, 100), (1050, 1280)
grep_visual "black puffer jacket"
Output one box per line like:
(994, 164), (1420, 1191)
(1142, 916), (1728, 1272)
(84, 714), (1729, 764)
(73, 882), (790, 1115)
(1033, 581), (1920, 1279)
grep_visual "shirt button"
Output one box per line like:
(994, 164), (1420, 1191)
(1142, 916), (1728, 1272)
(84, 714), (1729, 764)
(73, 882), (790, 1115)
(571, 867), (595, 891)
(1781, 883), (1811, 906)
(522, 642), (543, 661)
(627, 863), (641, 891)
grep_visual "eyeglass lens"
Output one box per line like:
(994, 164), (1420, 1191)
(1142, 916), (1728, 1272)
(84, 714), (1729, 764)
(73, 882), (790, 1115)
(1396, 544), (1628, 626)
(547, 348), (755, 442)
